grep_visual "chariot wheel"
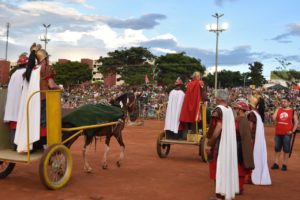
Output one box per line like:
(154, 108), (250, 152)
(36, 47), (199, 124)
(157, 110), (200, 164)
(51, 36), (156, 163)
(0, 161), (15, 179)
(199, 136), (208, 162)
(156, 132), (171, 158)
(39, 144), (73, 190)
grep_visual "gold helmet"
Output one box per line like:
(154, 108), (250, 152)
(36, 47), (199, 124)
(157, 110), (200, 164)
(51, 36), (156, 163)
(36, 49), (49, 63)
(30, 43), (42, 52)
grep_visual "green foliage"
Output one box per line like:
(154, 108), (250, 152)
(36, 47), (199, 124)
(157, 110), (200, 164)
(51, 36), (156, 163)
(121, 64), (153, 86)
(202, 73), (214, 87)
(53, 61), (92, 87)
(155, 52), (206, 87)
(248, 61), (266, 87)
(98, 47), (155, 75)
(271, 70), (300, 82)
(203, 70), (246, 88)
(97, 47), (156, 86)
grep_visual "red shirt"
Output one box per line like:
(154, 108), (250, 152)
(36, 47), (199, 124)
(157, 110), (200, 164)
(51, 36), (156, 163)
(275, 108), (294, 135)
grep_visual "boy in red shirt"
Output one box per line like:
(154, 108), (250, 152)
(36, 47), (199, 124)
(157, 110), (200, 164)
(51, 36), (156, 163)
(272, 96), (298, 171)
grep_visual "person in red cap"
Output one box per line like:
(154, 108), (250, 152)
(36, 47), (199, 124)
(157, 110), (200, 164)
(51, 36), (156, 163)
(164, 77), (185, 139)
(4, 52), (29, 150)
(179, 71), (207, 135)
(233, 101), (255, 195)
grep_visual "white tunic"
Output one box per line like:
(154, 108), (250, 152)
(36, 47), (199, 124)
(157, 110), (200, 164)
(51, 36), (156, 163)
(216, 105), (239, 200)
(251, 110), (272, 185)
(164, 89), (185, 134)
(14, 66), (41, 152)
(4, 68), (26, 122)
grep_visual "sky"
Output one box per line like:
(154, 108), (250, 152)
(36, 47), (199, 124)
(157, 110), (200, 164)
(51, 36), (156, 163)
(0, 0), (299, 79)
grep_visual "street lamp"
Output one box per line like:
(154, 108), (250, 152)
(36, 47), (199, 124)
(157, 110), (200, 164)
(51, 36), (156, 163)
(206, 13), (228, 94)
(40, 24), (51, 50)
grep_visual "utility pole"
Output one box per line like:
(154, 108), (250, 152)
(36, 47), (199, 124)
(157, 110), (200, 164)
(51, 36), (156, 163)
(40, 24), (51, 50)
(206, 13), (228, 95)
(5, 22), (10, 61)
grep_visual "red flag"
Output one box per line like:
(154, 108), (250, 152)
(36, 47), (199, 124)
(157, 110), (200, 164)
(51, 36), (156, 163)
(145, 74), (149, 84)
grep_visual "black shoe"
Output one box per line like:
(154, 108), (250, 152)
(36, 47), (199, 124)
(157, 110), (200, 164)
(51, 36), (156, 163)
(271, 163), (279, 170)
(281, 164), (287, 171)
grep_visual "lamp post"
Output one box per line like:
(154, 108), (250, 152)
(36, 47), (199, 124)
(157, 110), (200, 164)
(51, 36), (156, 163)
(40, 24), (51, 50)
(206, 13), (228, 95)
(243, 74), (248, 89)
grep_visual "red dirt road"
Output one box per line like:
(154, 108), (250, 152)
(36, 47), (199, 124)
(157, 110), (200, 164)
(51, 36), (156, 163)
(0, 120), (300, 200)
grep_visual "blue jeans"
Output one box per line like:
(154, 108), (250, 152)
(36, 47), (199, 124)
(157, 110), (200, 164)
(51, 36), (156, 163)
(275, 134), (292, 153)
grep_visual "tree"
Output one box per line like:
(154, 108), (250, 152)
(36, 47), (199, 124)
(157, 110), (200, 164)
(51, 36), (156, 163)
(53, 61), (93, 88)
(98, 47), (156, 86)
(203, 70), (244, 88)
(272, 58), (300, 85)
(248, 61), (266, 87)
(155, 52), (206, 87)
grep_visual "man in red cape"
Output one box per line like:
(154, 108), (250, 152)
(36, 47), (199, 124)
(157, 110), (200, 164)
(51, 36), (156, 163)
(180, 71), (207, 132)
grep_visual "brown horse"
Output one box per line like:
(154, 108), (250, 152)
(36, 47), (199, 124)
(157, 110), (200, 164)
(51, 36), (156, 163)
(63, 92), (136, 172)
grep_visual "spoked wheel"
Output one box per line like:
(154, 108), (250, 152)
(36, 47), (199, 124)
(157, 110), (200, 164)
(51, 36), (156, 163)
(0, 161), (15, 179)
(156, 132), (171, 158)
(39, 144), (73, 190)
(199, 136), (208, 162)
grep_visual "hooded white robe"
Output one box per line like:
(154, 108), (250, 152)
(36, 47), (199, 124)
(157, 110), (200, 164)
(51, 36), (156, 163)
(4, 68), (26, 122)
(216, 105), (239, 200)
(14, 66), (41, 153)
(164, 89), (185, 134)
(251, 110), (272, 185)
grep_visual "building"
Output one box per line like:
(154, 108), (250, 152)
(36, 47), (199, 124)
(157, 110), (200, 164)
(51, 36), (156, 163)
(0, 60), (10, 86)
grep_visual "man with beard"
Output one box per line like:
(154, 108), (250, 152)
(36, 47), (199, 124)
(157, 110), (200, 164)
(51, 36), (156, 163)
(206, 89), (239, 200)
(179, 71), (207, 135)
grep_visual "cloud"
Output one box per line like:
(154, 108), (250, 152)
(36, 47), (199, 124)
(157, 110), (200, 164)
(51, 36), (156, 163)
(103, 14), (167, 30)
(215, 0), (238, 7)
(271, 23), (300, 43)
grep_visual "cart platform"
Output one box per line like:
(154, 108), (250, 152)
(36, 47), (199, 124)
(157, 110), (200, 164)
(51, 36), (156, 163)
(0, 149), (43, 163)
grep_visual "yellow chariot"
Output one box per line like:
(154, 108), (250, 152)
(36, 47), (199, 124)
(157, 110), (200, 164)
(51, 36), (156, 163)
(0, 89), (118, 189)
(156, 104), (208, 162)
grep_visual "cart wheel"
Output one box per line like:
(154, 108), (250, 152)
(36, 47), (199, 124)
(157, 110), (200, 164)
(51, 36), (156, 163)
(0, 161), (15, 179)
(199, 137), (208, 162)
(157, 132), (170, 158)
(39, 144), (73, 190)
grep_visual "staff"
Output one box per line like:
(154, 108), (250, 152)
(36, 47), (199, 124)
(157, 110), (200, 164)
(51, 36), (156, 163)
(289, 129), (300, 158)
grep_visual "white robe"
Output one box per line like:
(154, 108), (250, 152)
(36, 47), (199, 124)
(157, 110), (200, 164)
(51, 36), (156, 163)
(4, 68), (26, 122)
(216, 105), (239, 200)
(251, 110), (272, 185)
(164, 89), (185, 134)
(14, 66), (41, 153)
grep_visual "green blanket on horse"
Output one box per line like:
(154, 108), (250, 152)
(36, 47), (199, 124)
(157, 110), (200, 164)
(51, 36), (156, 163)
(62, 104), (124, 136)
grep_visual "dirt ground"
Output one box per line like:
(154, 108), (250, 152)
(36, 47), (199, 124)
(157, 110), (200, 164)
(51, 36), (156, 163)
(0, 120), (300, 200)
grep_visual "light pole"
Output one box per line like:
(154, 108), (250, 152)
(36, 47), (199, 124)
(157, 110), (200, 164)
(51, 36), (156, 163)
(40, 24), (51, 50)
(5, 22), (10, 61)
(206, 13), (228, 95)
(243, 74), (247, 88)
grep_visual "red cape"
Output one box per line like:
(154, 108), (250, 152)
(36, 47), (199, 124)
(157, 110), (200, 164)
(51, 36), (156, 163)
(179, 80), (203, 122)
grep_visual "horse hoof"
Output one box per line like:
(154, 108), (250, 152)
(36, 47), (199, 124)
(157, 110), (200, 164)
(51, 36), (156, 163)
(84, 166), (93, 173)
(102, 164), (108, 170)
(116, 161), (121, 168)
